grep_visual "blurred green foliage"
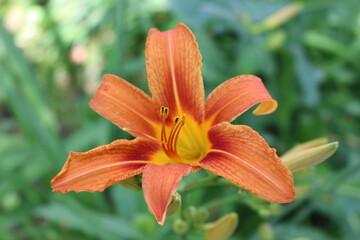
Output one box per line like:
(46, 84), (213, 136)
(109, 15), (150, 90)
(0, 0), (359, 239)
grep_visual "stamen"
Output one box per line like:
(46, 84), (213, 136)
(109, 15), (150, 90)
(160, 106), (169, 143)
(158, 106), (186, 162)
(160, 106), (169, 118)
(172, 115), (185, 153)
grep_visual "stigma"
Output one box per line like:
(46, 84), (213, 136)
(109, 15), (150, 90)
(160, 106), (186, 163)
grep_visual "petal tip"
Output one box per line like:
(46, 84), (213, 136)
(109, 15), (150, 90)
(156, 216), (166, 226)
(252, 100), (278, 115)
(102, 74), (115, 80)
(176, 22), (189, 30)
(263, 184), (295, 203)
(281, 189), (296, 203)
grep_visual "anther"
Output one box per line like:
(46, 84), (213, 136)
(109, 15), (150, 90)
(160, 106), (169, 119)
(174, 117), (179, 124)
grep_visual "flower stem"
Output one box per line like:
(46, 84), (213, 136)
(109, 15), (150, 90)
(202, 194), (242, 210)
(181, 176), (237, 195)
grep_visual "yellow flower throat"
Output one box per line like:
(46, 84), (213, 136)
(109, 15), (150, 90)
(157, 106), (209, 165)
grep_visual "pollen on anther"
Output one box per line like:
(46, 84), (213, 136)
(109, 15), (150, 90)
(160, 106), (169, 119)
(174, 117), (179, 123)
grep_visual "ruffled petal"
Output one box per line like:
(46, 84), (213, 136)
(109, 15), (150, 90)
(142, 164), (191, 225)
(205, 75), (277, 125)
(51, 138), (161, 193)
(89, 74), (160, 138)
(145, 23), (205, 123)
(199, 123), (295, 203)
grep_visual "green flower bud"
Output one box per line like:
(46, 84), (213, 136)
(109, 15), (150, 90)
(173, 218), (189, 235)
(118, 176), (141, 191)
(263, 3), (303, 30)
(282, 138), (328, 157)
(251, 3), (303, 33)
(204, 213), (238, 240)
(281, 138), (338, 172)
(192, 208), (210, 232)
(266, 30), (286, 50)
(183, 206), (197, 221)
(258, 223), (274, 240)
(197, 208), (210, 222)
(166, 192), (181, 216)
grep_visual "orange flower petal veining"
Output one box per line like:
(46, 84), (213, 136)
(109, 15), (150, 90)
(51, 23), (295, 225)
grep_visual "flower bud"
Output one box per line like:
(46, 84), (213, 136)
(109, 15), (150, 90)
(282, 138), (328, 157)
(258, 223), (274, 240)
(251, 3), (303, 34)
(166, 192), (181, 216)
(266, 30), (286, 50)
(183, 206), (197, 221)
(193, 208), (210, 232)
(198, 208), (210, 222)
(204, 213), (238, 240)
(281, 138), (338, 172)
(263, 3), (303, 30)
(173, 218), (189, 235)
(118, 176), (141, 191)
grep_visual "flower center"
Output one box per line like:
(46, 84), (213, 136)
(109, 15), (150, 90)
(157, 106), (210, 165)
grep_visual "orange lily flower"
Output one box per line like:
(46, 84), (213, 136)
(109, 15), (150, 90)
(51, 23), (295, 225)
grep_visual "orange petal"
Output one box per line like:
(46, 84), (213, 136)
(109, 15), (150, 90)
(145, 23), (205, 122)
(51, 138), (161, 193)
(199, 123), (295, 203)
(142, 164), (191, 225)
(89, 74), (160, 138)
(205, 75), (277, 125)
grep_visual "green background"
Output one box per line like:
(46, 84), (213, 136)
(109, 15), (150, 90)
(1, 0), (359, 239)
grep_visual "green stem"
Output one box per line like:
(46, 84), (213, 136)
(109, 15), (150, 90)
(181, 235), (188, 240)
(202, 194), (242, 210)
(181, 176), (238, 195)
